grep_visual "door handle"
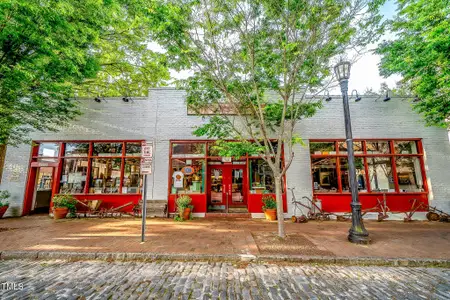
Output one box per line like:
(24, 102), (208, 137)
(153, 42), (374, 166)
(228, 184), (232, 195)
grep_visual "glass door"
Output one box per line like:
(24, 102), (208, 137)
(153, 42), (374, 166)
(32, 167), (54, 214)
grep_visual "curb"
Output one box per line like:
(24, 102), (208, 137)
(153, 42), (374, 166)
(0, 251), (448, 267)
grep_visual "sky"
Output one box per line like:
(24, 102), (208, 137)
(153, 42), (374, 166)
(161, 0), (402, 96)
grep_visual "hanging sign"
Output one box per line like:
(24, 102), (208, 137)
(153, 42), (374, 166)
(141, 141), (153, 175)
(222, 157), (232, 163)
(181, 166), (195, 175)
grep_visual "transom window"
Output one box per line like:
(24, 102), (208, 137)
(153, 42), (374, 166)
(310, 139), (426, 194)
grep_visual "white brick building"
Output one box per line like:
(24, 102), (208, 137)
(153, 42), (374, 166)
(1, 88), (449, 219)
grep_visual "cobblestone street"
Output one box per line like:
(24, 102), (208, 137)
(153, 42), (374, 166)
(0, 260), (448, 299)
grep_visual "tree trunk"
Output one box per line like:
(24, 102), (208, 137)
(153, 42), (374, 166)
(275, 176), (285, 238)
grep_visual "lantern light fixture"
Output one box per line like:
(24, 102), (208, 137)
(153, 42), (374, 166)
(334, 60), (351, 82)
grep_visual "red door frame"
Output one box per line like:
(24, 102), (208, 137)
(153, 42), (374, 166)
(207, 164), (247, 212)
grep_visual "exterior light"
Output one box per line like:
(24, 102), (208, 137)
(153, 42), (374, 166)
(94, 97), (101, 103)
(122, 97), (129, 102)
(333, 60), (370, 244)
(383, 90), (391, 102)
(334, 60), (351, 82)
(325, 92), (332, 102)
(351, 90), (362, 102)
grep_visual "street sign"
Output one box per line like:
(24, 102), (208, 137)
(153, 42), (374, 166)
(141, 141), (153, 175)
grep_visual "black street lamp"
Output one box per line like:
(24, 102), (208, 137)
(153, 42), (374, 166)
(334, 61), (370, 244)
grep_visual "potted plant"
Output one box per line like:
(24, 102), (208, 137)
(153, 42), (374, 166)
(262, 195), (277, 221)
(52, 194), (77, 220)
(175, 195), (193, 221)
(0, 190), (10, 218)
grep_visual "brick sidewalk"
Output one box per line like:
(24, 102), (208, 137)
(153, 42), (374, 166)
(0, 216), (449, 259)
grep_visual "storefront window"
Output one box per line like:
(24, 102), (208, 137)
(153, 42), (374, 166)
(122, 158), (142, 194)
(366, 141), (390, 154)
(339, 158), (367, 192)
(170, 159), (205, 194)
(338, 141), (363, 154)
(89, 158), (122, 193)
(249, 159), (275, 193)
(38, 143), (60, 157)
(311, 158), (338, 192)
(310, 142), (336, 155)
(65, 143), (89, 157)
(93, 143), (123, 156)
(367, 157), (395, 192)
(394, 141), (418, 154)
(172, 143), (206, 158)
(126, 142), (141, 156)
(395, 157), (424, 192)
(59, 159), (88, 193)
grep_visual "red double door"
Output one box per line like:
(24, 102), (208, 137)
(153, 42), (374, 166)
(208, 165), (247, 211)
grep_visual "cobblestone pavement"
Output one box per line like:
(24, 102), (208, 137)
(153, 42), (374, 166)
(0, 260), (449, 299)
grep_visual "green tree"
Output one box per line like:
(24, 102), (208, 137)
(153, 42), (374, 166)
(376, 0), (450, 128)
(0, 0), (169, 146)
(150, 0), (385, 237)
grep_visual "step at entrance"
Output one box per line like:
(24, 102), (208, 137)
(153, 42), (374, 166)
(145, 200), (167, 218)
(205, 212), (251, 218)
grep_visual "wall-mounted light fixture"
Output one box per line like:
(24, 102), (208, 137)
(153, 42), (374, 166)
(94, 97), (102, 103)
(351, 90), (362, 102)
(383, 90), (391, 102)
(325, 91), (332, 101)
(122, 97), (129, 102)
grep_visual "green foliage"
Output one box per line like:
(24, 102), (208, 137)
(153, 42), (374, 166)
(210, 140), (265, 158)
(376, 0), (450, 128)
(0, 190), (10, 207)
(262, 195), (277, 210)
(175, 194), (192, 215)
(52, 194), (77, 216)
(0, 0), (169, 146)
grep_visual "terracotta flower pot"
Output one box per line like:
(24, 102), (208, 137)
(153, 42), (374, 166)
(264, 209), (277, 221)
(0, 206), (8, 218)
(53, 207), (69, 220)
(182, 207), (191, 220)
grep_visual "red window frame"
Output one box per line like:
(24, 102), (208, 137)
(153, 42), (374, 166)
(30, 140), (143, 195)
(309, 138), (428, 195)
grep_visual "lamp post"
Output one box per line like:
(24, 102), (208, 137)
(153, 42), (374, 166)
(334, 61), (370, 244)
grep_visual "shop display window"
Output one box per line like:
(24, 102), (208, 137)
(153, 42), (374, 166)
(309, 139), (426, 194)
(38, 143), (60, 157)
(172, 143), (206, 158)
(59, 159), (88, 193)
(126, 142), (142, 156)
(311, 158), (339, 192)
(93, 142), (123, 156)
(249, 159), (275, 193)
(65, 143), (89, 157)
(170, 159), (205, 194)
(309, 142), (336, 155)
(89, 158), (122, 194)
(367, 157), (395, 192)
(339, 157), (367, 192)
(366, 141), (390, 154)
(122, 158), (142, 194)
(394, 141), (418, 154)
(338, 141), (363, 154)
(395, 157), (424, 192)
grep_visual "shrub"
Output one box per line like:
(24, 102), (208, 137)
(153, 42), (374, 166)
(262, 195), (277, 210)
(0, 190), (10, 207)
(52, 194), (77, 216)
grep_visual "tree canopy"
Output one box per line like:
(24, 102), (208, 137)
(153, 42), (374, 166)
(376, 0), (450, 128)
(0, 0), (169, 146)
(149, 0), (385, 237)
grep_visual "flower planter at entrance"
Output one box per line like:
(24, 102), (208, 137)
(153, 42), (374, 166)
(53, 207), (69, 220)
(264, 209), (277, 221)
(0, 206), (8, 218)
(182, 207), (191, 220)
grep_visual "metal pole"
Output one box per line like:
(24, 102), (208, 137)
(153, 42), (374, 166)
(141, 174), (148, 243)
(340, 79), (370, 244)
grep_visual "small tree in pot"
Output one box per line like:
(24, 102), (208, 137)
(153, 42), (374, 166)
(175, 195), (193, 221)
(262, 195), (277, 221)
(52, 194), (77, 220)
(0, 190), (10, 218)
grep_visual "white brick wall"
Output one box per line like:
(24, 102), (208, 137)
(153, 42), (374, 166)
(1, 88), (449, 217)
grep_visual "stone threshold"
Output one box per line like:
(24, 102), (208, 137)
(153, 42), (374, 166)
(0, 250), (448, 268)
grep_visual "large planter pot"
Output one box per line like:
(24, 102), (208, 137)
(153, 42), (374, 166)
(264, 209), (277, 221)
(181, 207), (191, 220)
(53, 207), (69, 220)
(0, 206), (8, 218)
